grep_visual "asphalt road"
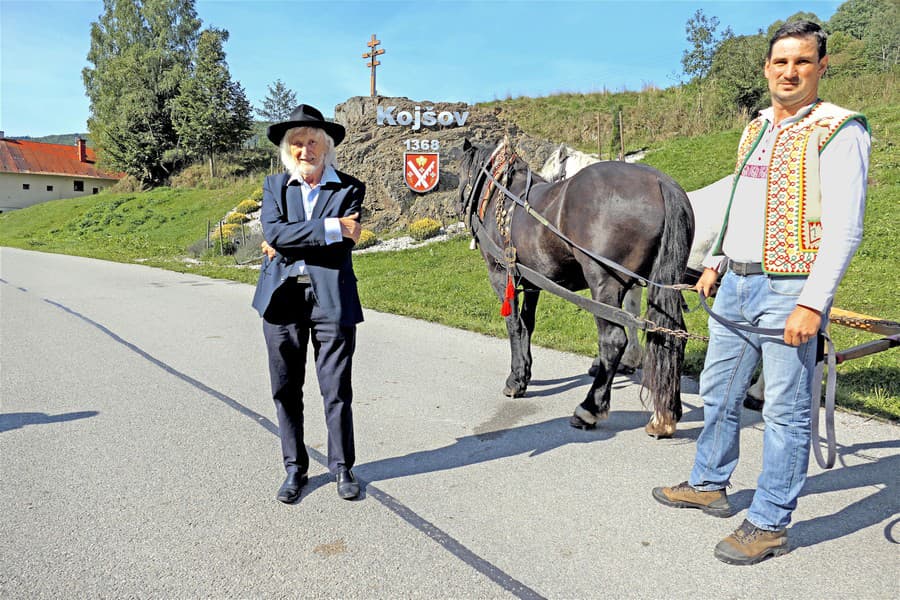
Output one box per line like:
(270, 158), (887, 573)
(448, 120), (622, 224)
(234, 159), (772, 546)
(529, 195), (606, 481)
(1, 247), (897, 599)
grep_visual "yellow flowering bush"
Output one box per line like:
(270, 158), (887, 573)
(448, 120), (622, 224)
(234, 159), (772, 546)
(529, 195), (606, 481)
(355, 229), (378, 250)
(409, 218), (442, 241)
(234, 199), (261, 214)
(225, 212), (249, 224)
(215, 223), (241, 239)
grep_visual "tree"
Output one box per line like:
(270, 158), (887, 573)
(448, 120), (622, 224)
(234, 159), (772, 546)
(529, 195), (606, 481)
(709, 33), (769, 116)
(681, 9), (733, 82)
(828, 0), (898, 72)
(256, 79), (298, 122)
(766, 11), (825, 38)
(172, 28), (253, 177)
(862, 2), (900, 72)
(826, 30), (868, 77)
(83, 0), (200, 185)
(828, 0), (883, 40)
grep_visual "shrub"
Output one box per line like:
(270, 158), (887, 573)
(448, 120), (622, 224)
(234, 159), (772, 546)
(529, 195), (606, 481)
(235, 199), (261, 214)
(248, 187), (264, 203)
(214, 223), (241, 239)
(234, 231), (265, 264)
(409, 218), (442, 241)
(225, 212), (249, 224)
(355, 229), (378, 250)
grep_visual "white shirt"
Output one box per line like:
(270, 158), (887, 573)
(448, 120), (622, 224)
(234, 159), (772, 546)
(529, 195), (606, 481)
(703, 104), (871, 312)
(287, 164), (344, 276)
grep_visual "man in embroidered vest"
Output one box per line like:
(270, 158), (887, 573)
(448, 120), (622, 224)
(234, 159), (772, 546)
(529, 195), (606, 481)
(252, 104), (365, 503)
(652, 21), (870, 565)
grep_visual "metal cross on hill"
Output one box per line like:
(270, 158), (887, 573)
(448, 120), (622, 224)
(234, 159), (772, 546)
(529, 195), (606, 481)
(361, 34), (385, 96)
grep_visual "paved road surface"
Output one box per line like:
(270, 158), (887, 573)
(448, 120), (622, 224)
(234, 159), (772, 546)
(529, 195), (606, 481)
(1, 247), (897, 599)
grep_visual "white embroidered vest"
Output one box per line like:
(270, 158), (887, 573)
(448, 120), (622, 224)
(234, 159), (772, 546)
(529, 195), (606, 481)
(714, 101), (867, 275)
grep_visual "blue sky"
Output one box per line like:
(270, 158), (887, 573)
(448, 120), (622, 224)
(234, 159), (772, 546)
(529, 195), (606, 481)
(1, 0), (842, 137)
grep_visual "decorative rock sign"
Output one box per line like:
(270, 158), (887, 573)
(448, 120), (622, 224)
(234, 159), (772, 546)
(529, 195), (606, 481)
(377, 105), (470, 131)
(333, 95), (558, 230)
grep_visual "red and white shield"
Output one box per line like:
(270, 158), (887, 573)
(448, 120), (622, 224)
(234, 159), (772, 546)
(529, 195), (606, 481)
(404, 152), (440, 193)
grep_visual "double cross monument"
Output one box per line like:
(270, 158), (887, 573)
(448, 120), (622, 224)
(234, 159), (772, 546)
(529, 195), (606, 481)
(361, 34), (385, 97)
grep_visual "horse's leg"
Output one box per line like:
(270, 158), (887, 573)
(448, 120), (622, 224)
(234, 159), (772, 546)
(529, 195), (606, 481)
(620, 287), (642, 373)
(589, 286), (641, 376)
(571, 283), (627, 429)
(503, 288), (540, 397)
(744, 367), (765, 410)
(489, 266), (533, 398)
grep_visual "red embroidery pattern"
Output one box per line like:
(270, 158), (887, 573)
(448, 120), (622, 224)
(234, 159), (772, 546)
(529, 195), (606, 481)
(741, 163), (768, 179)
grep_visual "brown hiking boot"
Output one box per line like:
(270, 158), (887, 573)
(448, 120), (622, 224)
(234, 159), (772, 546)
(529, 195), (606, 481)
(714, 519), (788, 565)
(651, 481), (734, 517)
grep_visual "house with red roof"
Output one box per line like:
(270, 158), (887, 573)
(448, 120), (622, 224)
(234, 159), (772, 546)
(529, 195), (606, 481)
(0, 135), (124, 212)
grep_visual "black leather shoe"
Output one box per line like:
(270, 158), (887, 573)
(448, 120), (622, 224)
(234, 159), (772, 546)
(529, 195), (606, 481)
(336, 468), (359, 500)
(276, 471), (308, 503)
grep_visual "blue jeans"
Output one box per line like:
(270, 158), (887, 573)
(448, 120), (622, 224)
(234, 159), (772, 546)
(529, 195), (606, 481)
(690, 270), (819, 530)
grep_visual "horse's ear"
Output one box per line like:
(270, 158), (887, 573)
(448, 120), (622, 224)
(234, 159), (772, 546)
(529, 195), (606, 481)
(463, 139), (472, 151)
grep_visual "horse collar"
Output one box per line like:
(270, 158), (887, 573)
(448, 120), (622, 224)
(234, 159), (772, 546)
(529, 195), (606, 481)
(478, 148), (517, 220)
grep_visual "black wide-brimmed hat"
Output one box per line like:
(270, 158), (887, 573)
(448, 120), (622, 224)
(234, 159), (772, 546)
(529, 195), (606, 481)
(266, 104), (346, 146)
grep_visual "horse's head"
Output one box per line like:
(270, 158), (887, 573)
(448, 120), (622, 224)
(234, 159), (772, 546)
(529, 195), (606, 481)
(459, 137), (531, 230)
(457, 139), (493, 223)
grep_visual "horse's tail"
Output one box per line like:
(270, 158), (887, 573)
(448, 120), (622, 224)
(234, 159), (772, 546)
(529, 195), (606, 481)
(642, 177), (694, 431)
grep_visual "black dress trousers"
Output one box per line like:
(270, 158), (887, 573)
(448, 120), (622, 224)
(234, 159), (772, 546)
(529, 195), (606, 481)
(263, 279), (356, 475)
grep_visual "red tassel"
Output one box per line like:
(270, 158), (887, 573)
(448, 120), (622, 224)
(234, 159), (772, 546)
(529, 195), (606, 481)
(504, 275), (515, 300)
(500, 274), (514, 317)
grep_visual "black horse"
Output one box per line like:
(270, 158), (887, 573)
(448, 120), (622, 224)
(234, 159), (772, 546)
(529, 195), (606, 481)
(458, 139), (694, 437)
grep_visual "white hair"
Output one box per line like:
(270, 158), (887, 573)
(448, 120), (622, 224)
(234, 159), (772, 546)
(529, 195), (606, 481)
(279, 126), (338, 176)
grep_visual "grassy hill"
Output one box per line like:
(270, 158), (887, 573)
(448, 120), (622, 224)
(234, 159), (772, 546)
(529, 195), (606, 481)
(1, 77), (897, 420)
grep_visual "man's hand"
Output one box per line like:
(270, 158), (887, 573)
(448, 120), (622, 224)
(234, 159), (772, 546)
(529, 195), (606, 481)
(695, 267), (720, 299)
(783, 305), (822, 347)
(339, 212), (361, 244)
(261, 240), (277, 260)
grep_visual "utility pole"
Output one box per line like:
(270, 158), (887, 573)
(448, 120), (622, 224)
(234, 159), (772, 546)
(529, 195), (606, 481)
(361, 34), (385, 96)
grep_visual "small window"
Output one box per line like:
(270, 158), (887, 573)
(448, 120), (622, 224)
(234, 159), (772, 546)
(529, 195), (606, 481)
(92, 187), (99, 194)
(74, 180), (84, 192)
(22, 183), (30, 190)
(47, 185), (54, 191)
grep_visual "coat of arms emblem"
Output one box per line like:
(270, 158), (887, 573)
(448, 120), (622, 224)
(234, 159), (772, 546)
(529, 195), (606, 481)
(404, 152), (440, 193)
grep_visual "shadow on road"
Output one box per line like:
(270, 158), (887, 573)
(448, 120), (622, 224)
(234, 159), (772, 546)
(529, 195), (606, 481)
(356, 411), (650, 485)
(0, 411), (99, 433)
(791, 440), (900, 548)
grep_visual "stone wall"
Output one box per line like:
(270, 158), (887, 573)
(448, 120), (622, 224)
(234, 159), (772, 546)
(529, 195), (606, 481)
(333, 96), (558, 231)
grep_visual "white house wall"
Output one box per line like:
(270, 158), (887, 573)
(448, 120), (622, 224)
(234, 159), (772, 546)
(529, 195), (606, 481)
(0, 172), (118, 212)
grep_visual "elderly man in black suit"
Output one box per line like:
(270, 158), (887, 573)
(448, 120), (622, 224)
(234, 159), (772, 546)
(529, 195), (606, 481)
(252, 104), (364, 503)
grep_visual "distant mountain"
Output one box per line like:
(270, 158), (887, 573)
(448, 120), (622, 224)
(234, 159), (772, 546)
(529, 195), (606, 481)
(8, 133), (92, 147)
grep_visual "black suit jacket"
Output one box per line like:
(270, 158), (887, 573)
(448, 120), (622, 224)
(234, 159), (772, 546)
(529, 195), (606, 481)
(251, 170), (365, 326)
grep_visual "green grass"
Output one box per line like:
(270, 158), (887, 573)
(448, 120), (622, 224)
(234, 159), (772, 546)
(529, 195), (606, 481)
(0, 182), (259, 262)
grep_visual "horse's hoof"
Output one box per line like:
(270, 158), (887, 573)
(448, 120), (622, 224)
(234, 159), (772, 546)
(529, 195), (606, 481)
(743, 395), (764, 412)
(503, 385), (526, 398)
(645, 413), (676, 439)
(617, 364), (637, 375)
(588, 364), (599, 377)
(569, 414), (596, 430)
(571, 405), (607, 430)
